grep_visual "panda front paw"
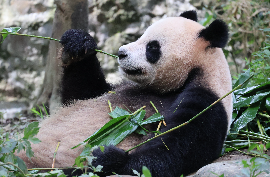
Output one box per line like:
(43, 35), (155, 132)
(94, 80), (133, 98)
(60, 29), (97, 64)
(92, 145), (129, 175)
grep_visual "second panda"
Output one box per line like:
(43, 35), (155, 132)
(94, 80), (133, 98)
(18, 11), (232, 177)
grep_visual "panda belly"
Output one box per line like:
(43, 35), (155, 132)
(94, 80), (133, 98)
(18, 92), (156, 168)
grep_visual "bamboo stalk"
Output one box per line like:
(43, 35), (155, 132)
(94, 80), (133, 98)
(0, 31), (60, 41)
(0, 32), (118, 58)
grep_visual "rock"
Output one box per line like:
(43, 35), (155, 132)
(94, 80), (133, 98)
(188, 159), (270, 177)
(0, 0), (54, 110)
(0, 101), (28, 119)
(188, 150), (270, 177)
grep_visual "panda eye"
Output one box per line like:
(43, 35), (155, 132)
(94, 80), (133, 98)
(146, 40), (161, 64)
(147, 41), (160, 50)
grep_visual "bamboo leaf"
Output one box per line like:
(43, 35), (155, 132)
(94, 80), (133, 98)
(248, 143), (258, 151)
(1, 27), (21, 43)
(263, 28), (270, 32)
(234, 82), (270, 96)
(233, 102), (260, 132)
(75, 116), (128, 148)
(266, 96), (270, 111)
(135, 128), (147, 135)
(89, 111), (146, 146)
(140, 113), (164, 125)
(74, 108), (148, 148)
(108, 106), (130, 118)
(142, 166), (152, 177)
(4, 27), (21, 33)
(90, 121), (138, 146)
(233, 91), (270, 108)
(233, 70), (251, 89)
(266, 142), (270, 149)
(131, 110), (146, 124)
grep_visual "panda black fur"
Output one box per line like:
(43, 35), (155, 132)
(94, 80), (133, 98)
(18, 11), (232, 177)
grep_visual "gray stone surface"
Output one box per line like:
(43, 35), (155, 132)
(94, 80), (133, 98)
(188, 159), (270, 177)
(0, 0), (55, 119)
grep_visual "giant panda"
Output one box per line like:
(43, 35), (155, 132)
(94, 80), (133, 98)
(18, 10), (232, 177)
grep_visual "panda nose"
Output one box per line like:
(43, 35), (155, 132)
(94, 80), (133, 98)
(118, 50), (128, 60)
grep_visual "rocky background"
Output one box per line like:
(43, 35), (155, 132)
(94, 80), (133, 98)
(0, 0), (196, 120)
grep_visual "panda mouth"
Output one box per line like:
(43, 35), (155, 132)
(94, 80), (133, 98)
(123, 68), (143, 75)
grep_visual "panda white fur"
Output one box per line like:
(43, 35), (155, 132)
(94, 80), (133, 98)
(18, 11), (232, 177)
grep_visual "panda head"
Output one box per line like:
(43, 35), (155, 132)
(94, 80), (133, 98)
(118, 11), (229, 92)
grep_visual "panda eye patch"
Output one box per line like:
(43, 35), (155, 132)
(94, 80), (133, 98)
(146, 40), (161, 64)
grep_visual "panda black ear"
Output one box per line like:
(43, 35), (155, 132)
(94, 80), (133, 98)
(198, 19), (229, 48)
(180, 10), (198, 22)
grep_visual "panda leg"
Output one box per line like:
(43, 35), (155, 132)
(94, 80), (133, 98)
(59, 29), (111, 104)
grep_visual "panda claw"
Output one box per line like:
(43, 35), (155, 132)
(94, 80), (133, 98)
(92, 145), (128, 176)
(60, 29), (98, 64)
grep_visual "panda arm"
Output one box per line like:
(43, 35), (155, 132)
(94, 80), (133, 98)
(91, 84), (228, 176)
(59, 29), (111, 104)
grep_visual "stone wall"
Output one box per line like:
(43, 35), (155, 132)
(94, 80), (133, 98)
(0, 0), (195, 119)
(0, 0), (55, 119)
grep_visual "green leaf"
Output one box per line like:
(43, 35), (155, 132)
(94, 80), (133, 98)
(233, 91), (270, 108)
(135, 127), (147, 135)
(242, 160), (248, 168)
(0, 166), (8, 177)
(256, 159), (270, 173)
(266, 142), (270, 149)
(233, 70), (251, 89)
(233, 102), (260, 132)
(108, 107), (130, 118)
(4, 153), (15, 164)
(80, 144), (92, 157)
(140, 113), (164, 125)
(263, 28), (270, 32)
(4, 27), (21, 33)
(90, 118), (138, 146)
(94, 165), (103, 172)
(234, 82), (270, 96)
(23, 122), (40, 139)
(266, 96), (270, 111)
(142, 166), (152, 177)
(248, 143), (258, 151)
(74, 156), (85, 168)
(16, 156), (28, 174)
(1, 27), (21, 43)
(16, 143), (25, 154)
(75, 108), (149, 148)
(31, 107), (40, 116)
(264, 49), (270, 56)
(0, 139), (17, 154)
(86, 156), (97, 166)
(74, 106), (165, 149)
(99, 146), (105, 152)
(26, 147), (34, 159)
(132, 110), (146, 124)
(81, 116), (128, 145)
(28, 137), (41, 144)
